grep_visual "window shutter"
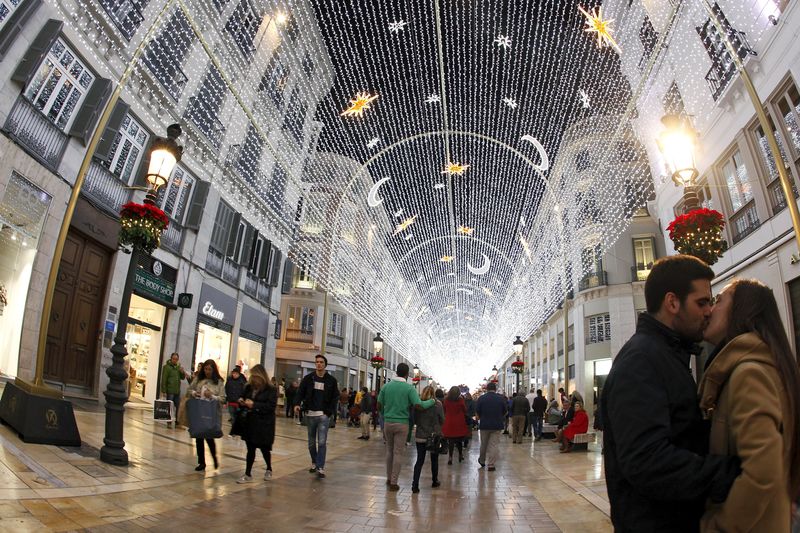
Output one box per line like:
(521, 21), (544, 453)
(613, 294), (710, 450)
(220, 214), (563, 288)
(248, 233), (261, 272)
(11, 18), (62, 86)
(184, 180), (209, 230)
(0, 0), (43, 61)
(240, 223), (256, 265)
(256, 239), (272, 279)
(69, 77), (112, 145)
(225, 212), (241, 258)
(268, 246), (282, 287)
(93, 100), (129, 162)
(281, 258), (293, 294)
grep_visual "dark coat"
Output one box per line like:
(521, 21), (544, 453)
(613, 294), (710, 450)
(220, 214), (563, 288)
(242, 384), (277, 449)
(511, 395), (530, 417)
(600, 313), (740, 532)
(225, 374), (247, 404)
(295, 372), (338, 416)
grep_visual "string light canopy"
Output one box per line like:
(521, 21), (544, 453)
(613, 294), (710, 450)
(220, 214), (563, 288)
(51, 0), (782, 386)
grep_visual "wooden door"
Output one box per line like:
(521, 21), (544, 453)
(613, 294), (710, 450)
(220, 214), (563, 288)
(44, 230), (111, 391)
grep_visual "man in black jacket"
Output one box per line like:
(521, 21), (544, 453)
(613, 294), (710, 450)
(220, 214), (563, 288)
(601, 255), (739, 532)
(294, 354), (338, 478)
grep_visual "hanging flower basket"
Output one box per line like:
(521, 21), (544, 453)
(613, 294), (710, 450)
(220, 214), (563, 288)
(118, 202), (169, 255)
(490, 378), (499, 384)
(411, 376), (421, 383)
(511, 360), (525, 374)
(370, 355), (385, 369)
(666, 208), (728, 266)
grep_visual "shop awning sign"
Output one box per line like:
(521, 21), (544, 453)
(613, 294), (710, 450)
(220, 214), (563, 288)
(134, 257), (176, 306)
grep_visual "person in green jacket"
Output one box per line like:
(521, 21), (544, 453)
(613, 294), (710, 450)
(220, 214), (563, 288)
(161, 353), (189, 427)
(377, 363), (435, 491)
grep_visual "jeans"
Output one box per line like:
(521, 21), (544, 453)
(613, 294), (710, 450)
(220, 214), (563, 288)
(412, 441), (439, 489)
(479, 430), (501, 467)
(285, 401), (293, 418)
(384, 422), (408, 484)
(530, 414), (543, 438)
(306, 414), (330, 469)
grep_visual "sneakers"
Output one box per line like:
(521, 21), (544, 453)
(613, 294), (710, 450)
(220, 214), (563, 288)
(411, 486), (420, 494)
(317, 468), (326, 478)
(237, 475), (254, 484)
(264, 470), (272, 481)
(488, 466), (496, 472)
(357, 436), (366, 440)
(308, 465), (317, 473)
(388, 484), (400, 491)
(431, 481), (441, 488)
(478, 461), (485, 468)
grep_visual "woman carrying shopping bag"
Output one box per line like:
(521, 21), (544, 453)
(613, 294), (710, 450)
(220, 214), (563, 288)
(236, 365), (277, 483)
(188, 359), (225, 471)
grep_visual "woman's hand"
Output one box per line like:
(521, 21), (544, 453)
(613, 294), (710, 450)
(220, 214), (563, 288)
(243, 399), (254, 409)
(202, 389), (213, 399)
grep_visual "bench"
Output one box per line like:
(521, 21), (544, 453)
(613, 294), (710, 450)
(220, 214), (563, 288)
(571, 432), (597, 451)
(541, 423), (558, 437)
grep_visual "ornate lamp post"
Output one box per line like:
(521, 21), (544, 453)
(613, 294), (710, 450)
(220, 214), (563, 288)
(371, 332), (384, 393)
(412, 364), (420, 390)
(101, 125), (182, 466)
(657, 114), (700, 213)
(512, 336), (524, 393)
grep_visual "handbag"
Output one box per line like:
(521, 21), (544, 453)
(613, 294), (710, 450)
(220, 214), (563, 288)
(154, 399), (174, 422)
(186, 398), (223, 439)
(425, 434), (441, 452)
(230, 407), (247, 437)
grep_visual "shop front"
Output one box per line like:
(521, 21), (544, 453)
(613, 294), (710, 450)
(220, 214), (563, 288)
(0, 172), (52, 379)
(237, 304), (268, 376)
(194, 283), (237, 379)
(126, 256), (177, 404)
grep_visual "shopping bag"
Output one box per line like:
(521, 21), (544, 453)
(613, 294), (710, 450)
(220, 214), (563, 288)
(154, 399), (174, 422)
(230, 408), (247, 437)
(186, 398), (223, 439)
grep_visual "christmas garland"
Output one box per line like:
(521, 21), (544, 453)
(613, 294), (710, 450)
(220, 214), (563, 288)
(511, 360), (525, 374)
(119, 202), (169, 255)
(370, 355), (385, 369)
(666, 208), (728, 266)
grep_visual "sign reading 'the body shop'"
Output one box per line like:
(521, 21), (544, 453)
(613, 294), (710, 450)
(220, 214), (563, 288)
(198, 283), (237, 326)
(134, 256), (176, 306)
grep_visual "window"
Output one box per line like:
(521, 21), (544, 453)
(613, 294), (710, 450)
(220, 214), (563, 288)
(696, 3), (756, 101)
(185, 65), (227, 150)
(663, 81), (686, 118)
(143, 10), (193, 100)
(268, 163), (288, 214)
(633, 237), (655, 281)
(283, 89), (307, 143)
(235, 124), (264, 188)
(209, 200), (236, 253)
(24, 38), (94, 131)
(302, 52), (314, 77)
(582, 245), (602, 274)
(329, 312), (344, 336)
(775, 83), (800, 156)
(638, 16), (658, 67)
(753, 118), (791, 183)
(98, 0), (149, 40)
(722, 150), (753, 212)
(293, 258), (314, 289)
(102, 113), (149, 183)
(287, 305), (315, 332)
(157, 164), (196, 223)
(587, 313), (611, 344)
(259, 56), (289, 110)
(226, 0), (261, 58)
(0, 0), (22, 32)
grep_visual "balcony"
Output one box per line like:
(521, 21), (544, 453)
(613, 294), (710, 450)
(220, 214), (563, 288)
(244, 272), (258, 299)
(205, 247), (223, 277)
(184, 97), (226, 150)
(83, 161), (131, 217)
(143, 50), (189, 101)
(222, 256), (241, 286)
(704, 30), (757, 102)
(98, 0), (146, 40)
(161, 220), (184, 255)
(730, 200), (760, 244)
(3, 97), (69, 171)
(578, 270), (608, 292)
(631, 264), (652, 282)
(286, 328), (313, 343)
(256, 279), (270, 304)
(328, 333), (344, 349)
(767, 178), (798, 213)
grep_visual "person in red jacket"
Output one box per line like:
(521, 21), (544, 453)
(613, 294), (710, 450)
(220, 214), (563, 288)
(442, 387), (469, 465)
(555, 401), (589, 453)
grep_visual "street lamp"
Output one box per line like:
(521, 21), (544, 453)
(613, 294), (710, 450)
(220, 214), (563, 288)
(372, 332), (384, 392)
(512, 336), (524, 393)
(491, 365), (498, 379)
(101, 125), (182, 466)
(413, 364), (420, 390)
(657, 114), (700, 213)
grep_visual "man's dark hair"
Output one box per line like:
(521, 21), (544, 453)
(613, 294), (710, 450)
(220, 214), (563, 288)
(487, 382), (497, 391)
(315, 354), (328, 366)
(536, 389), (542, 396)
(644, 255), (714, 313)
(396, 362), (409, 378)
(558, 387), (564, 394)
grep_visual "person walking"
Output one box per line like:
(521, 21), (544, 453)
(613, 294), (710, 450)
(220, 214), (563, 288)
(358, 386), (373, 440)
(524, 387), (537, 438)
(160, 352), (189, 428)
(294, 354), (338, 479)
(276, 379), (285, 416)
(600, 255), (741, 531)
(698, 279), (800, 532)
(236, 364), (277, 483)
(531, 389), (548, 441)
(339, 387), (350, 423)
(510, 391), (530, 444)
(377, 363), (435, 491)
(224, 366), (247, 423)
(475, 381), (507, 471)
(412, 385), (444, 493)
(442, 387), (469, 465)
(189, 359), (225, 471)
(463, 392), (476, 449)
(285, 379), (298, 419)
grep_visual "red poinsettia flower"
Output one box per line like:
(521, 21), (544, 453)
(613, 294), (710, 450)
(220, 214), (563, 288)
(667, 208), (728, 265)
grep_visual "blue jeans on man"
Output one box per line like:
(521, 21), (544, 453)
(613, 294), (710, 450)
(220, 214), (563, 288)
(306, 414), (330, 470)
(166, 393), (180, 427)
(530, 413), (543, 438)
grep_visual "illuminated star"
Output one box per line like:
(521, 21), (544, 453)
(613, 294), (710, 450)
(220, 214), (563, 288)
(579, 89), (591, 108)
(393, 208), (404, 218)
(579, 5), (621, 52)
(341, 92), (379, 117)
(392, 214), (418, 235)
(425, 94), (441, 104)
(433, 183), (446, 189)
(388, 20), (408, 34)
(404, 233), (414, 241)
(502, 97), (518, 109)
(440, 255), (455, 262)
(482, 287), (494, 297)
(442, 162), (469, 176)
(366, 137), (380, 149)
(457, 225), (474, 235)
(494, 34), (512, 49)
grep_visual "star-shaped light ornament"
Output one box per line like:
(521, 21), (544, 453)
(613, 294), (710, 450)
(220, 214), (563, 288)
(502, 97), (518, 109)
(425, 94), (441, 104)
(392, 214), (418, 236)
(388, 20), (408, 34)
(341, 92), (379, 117)
(366, 137), (381, 149)
(440, 255), (455, 263)
(442, 162), (469, 176)
(457, 225), (475, 236)
(579, 5), (621, 52)
(494, 34), (512, 49)
(433, 183), (446, 190)
(579, 89), (591, 109)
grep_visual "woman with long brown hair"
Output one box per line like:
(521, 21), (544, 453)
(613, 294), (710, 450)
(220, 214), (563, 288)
(700, 279), (800, 531)
(235, 364), (277, 483)
(412, 385), (445, 493)
(188, 359), (225, 471)
(441, 386), (469, 465)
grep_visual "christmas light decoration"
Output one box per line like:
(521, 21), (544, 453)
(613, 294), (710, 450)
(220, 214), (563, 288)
(118, 202), (169, 254)
(579, 89), (591, 109)
(439, 256), (455, 263)
(426, 94), (441, 104)
(456, 225), (474, 235)
(442, 162), (469, 175)
(667, 208), (728, 265)
(579, 5), (621, 52)
(367, 138), (381, 149)
(494, 34), (512, 49)
(502, 97), (518, 109)
(388, 20), (409, 34)
(341, 92), (379, 117)
(392, 214), (418, 235)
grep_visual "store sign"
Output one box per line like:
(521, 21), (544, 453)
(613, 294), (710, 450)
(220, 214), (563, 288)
(134, 256), (176, 306)
(202, 301), (225, 320)
(198, 283), (237, 326)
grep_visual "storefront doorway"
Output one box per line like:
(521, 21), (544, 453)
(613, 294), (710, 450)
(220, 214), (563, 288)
(236, 332), (265, 376)
(196, 317), (233, 380)
(125, 294), (166, 404)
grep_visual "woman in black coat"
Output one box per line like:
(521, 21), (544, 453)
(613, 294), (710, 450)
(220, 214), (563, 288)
(236, 364), (277, 483)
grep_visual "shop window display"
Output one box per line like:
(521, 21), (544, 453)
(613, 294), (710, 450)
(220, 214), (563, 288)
(236, 332), (264, 376)
(196, 321), (232, 380)
(0, 172), (52, 378)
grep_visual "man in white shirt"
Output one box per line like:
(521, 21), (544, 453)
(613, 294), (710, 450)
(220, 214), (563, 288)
(524, 388), (537, 438)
